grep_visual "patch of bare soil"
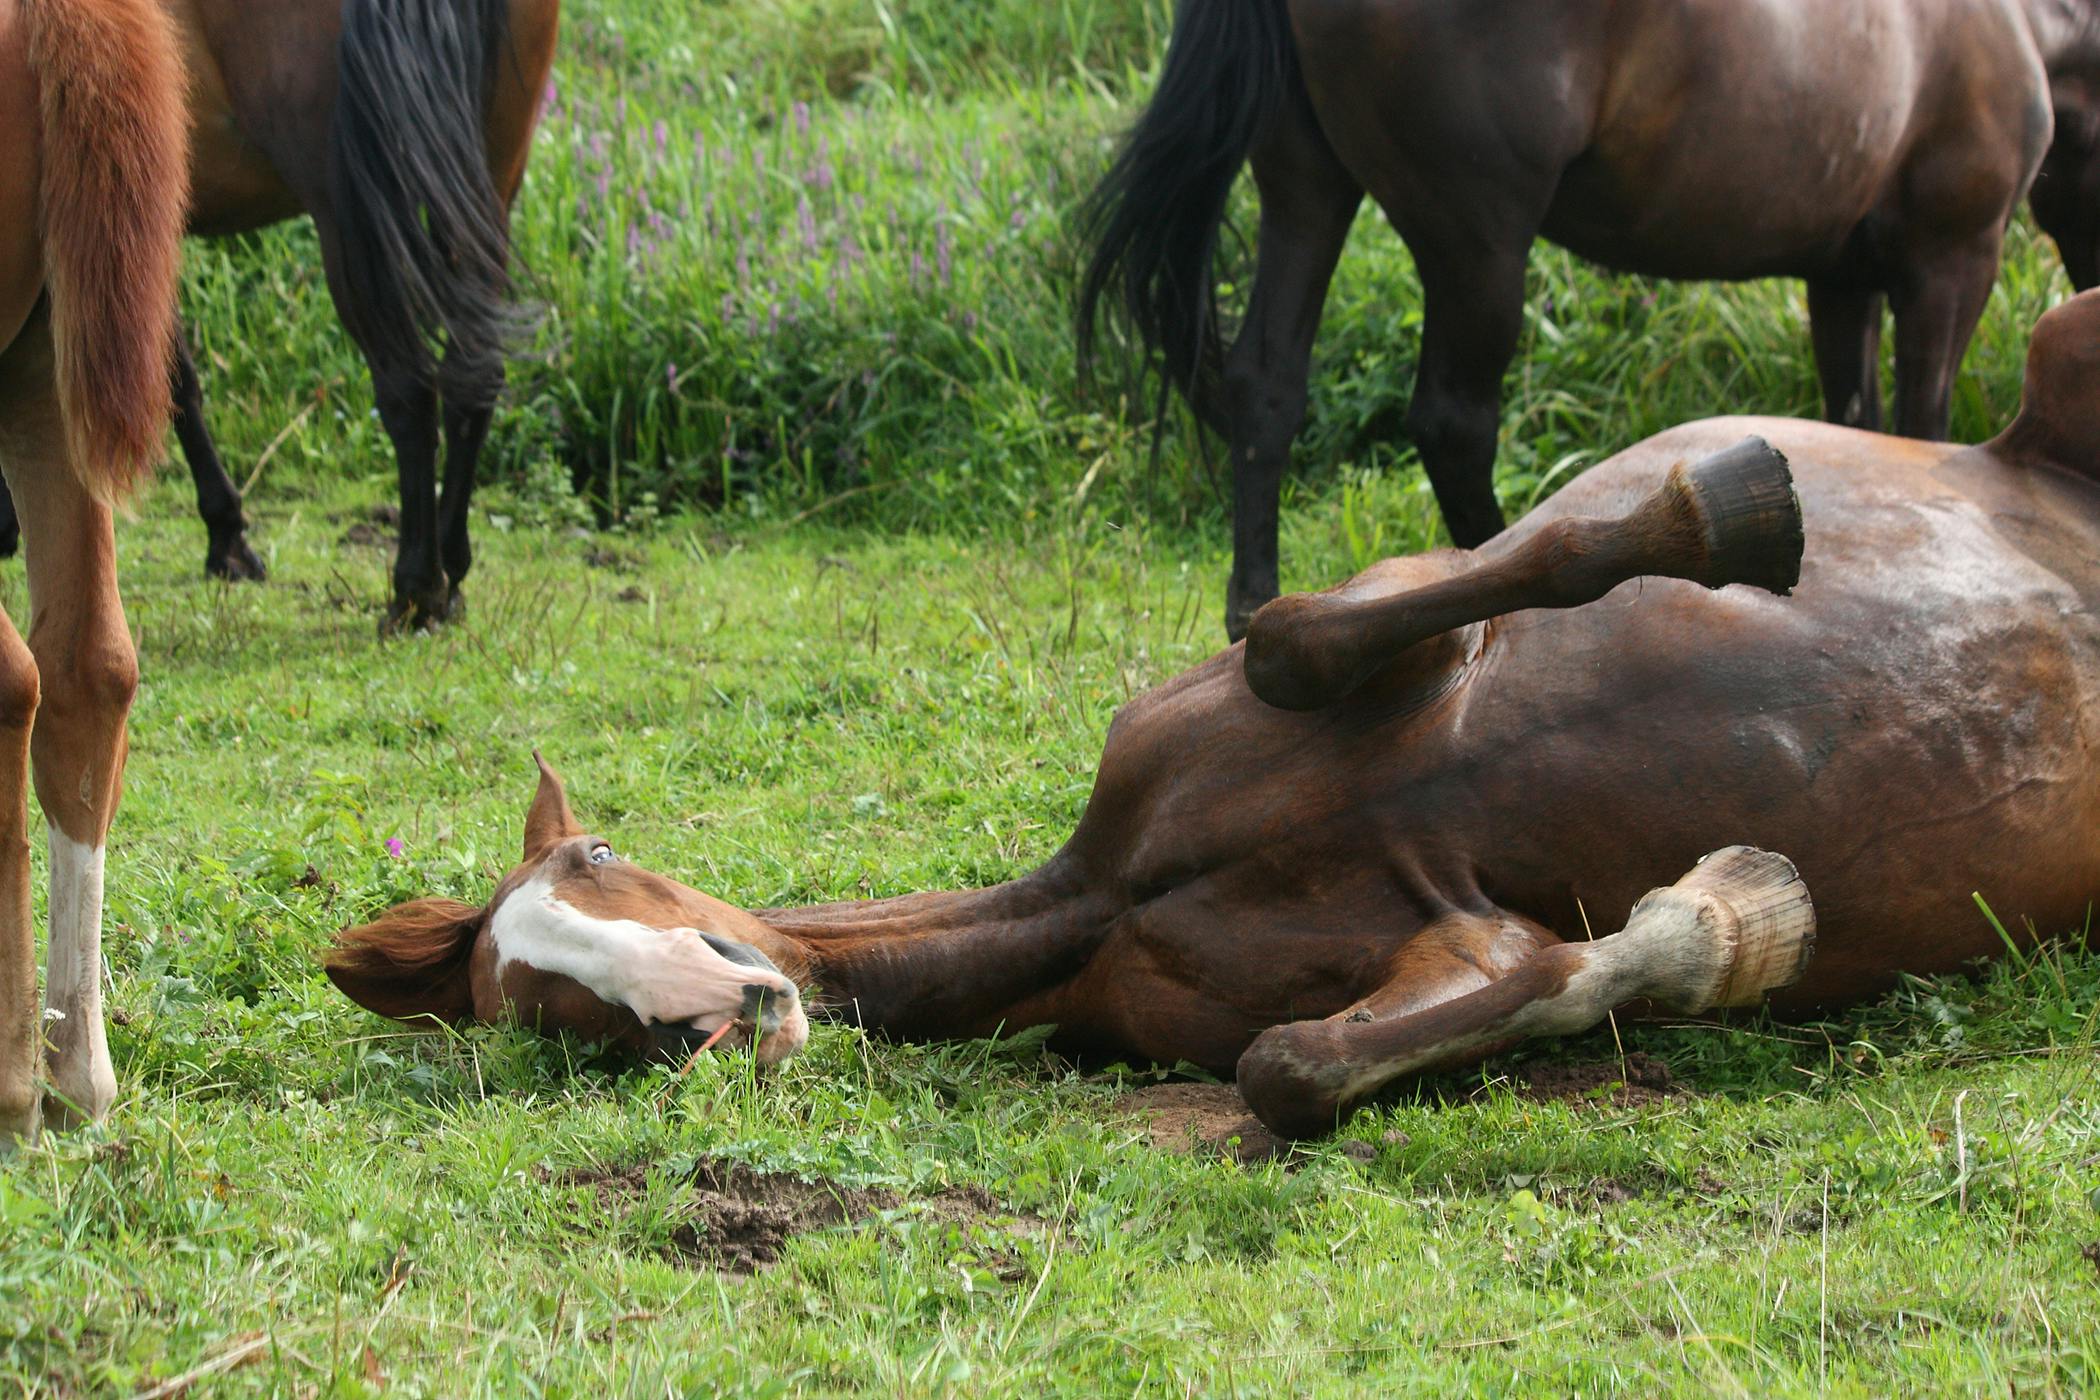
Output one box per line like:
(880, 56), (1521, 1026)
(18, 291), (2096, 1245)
(547, 1159), (1042, 1274)
(1501, 1051), (1680, 1108)
(1113, 1083), (1284, 1164)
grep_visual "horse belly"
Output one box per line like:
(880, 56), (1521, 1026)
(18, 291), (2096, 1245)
(1484, 423), (2100, 1006)
(166, 0), (304, 234)
(0, 0), (39, 354)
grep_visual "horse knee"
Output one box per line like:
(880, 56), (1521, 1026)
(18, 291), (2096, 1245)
(0, 633), (38, 738)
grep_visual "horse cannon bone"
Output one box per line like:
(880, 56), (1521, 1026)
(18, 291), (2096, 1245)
(325, 291), (2100, 1138)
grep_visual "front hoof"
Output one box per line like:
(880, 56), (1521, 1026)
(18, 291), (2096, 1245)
(1236, 1021), (1351, 1140)
(205, 529), (267, 583)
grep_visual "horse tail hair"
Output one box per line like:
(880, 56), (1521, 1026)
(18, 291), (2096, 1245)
(326, 896), (484, 1024)
(1076, 0), (1299, 405)
(330, 0), (519, 409)
(23, 0), (191, 501)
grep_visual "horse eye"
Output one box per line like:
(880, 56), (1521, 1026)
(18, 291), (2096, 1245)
(588, 844), (615, 865)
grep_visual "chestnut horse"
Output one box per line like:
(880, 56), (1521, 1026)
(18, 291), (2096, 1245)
(1080, 0), (2100, 638)
(326, 292), (2100, 1138)
(0, 0), (190, 1142)
(0, 0), (559, 629)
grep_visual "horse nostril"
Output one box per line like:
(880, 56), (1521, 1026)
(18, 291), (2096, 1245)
(739, 981), (795, 1034)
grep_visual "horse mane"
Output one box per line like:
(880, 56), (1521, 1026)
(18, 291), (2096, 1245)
(325, 897), (485, 1025)
(22, 0), (191, 499)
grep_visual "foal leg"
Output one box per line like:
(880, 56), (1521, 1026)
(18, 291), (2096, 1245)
(1237, 848), (1815, 1137)
(171, 332), (266, 582)
(1219, 100), (1364, 641)
(0, 324), (136, 1129)
(1888, 237), (2003, 441)
(1806, 280), (1885, 430)
(0, 335), (46, 1144)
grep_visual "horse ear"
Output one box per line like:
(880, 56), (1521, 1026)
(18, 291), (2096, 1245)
(523, 750), (582, 861)
(324, 897), (484, 1024)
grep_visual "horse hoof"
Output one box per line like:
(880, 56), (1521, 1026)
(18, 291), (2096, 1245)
(205, 534), (267, 583)
(380, 590), (454, 636)
(1236, 1020), (1350, 1139)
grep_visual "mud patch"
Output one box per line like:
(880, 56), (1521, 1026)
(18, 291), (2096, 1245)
(1500, 1051), (1680, 1108)
(547, 1159), (1042, 1274)
(1113, 1083), (1283, 1164)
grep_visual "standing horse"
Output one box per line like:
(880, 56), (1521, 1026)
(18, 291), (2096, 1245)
(0, 0), (190, 1142)
(1080, 0), (2100, 638)
(0, 0), (560, 630)
(325, 291), (2100, 1139)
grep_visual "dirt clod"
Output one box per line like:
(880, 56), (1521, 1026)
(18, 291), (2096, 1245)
(2081, 1242), (2100, 1278)
(547, 1159), (1041, 1274)
(1113, 1083), (1283, 1164)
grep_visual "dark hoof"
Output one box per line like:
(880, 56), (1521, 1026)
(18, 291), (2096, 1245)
(1224, 580), (1275, 644)
(205, 529), (266, 583)
(381, 585), (458, 636)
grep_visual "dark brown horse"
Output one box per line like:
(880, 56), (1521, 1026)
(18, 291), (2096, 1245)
(0, 0), (559, 629)
(324, 291), (2100, 1140)
(1080, 0), (2100, 638)
(1, 0), (190, 1143)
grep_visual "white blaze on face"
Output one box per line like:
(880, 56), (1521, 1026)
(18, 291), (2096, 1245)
(487, 871), (798, 1030)
(44, 830), (115, 1121)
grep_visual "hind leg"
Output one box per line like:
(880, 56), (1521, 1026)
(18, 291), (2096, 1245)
(1807, 280), (1885, 430)
(1888, 237), (2002, 440)
(1218, 96), (1363, 640)
(316, 216), (448, 631)
(0, 312), (134, 1130)
(172, 332), (266, 582)
(0, 326), (46, 1145)
(435, 365), (501, 612)
(2030, 116), (2100, 292)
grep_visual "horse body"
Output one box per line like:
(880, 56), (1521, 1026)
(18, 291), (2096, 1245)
(328, 294), (2100, 1141)
(1082, 0), (2095, 638)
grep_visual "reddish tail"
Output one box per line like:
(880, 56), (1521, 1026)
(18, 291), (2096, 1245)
(23, 0), (190, 500)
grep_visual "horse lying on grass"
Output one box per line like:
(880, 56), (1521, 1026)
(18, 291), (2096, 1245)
(328, 294), (2100, 1137)
(0, 0), (191, 1143)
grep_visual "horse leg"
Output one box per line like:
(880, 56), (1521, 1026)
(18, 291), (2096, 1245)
(1237, 847), (1815, 1137)
(316, 216), (448, 632)
(171, 332), (266, 582)
(1806, 280), (1885, 430)
(1403, 239), (1531, 548)
(1244, 435), (1802, 710)
(435, 364), (501, 615)
(0, 339), (137, 1131)
(1219, 104), (1364, 641)
(1888, 238), (2002, 441)
(2030, 117), (2100, 293)
(0, 335), (47, 1145)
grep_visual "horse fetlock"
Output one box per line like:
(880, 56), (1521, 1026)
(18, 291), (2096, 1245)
(1242, 593), (1352, 710)
(1237, 1020), (1352, 1139)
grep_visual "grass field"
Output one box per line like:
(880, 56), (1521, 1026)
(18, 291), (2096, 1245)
(4, 0), (2099, 1393)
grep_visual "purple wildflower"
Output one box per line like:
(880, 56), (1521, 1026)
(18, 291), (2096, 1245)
(385, 837), (405, 858)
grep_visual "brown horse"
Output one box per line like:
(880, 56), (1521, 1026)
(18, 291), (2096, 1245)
(1080, 0), (2100, 639)
(325, 291), (2100, 1139)
(0, 0), (190, 1143)
(0, 0), (559, 628)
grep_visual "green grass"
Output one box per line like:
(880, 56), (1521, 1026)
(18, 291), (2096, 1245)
(3, 0), (2098, 1392)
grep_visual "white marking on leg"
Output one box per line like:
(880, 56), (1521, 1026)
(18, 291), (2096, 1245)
(43, 830), (113, 1123)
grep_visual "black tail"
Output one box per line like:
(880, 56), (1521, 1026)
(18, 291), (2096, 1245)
(1076, 0), (1299, 405)
(330, 0), (519, 409)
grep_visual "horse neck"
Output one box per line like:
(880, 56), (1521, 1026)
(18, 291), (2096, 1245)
(753, 853), (1115, 1038)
